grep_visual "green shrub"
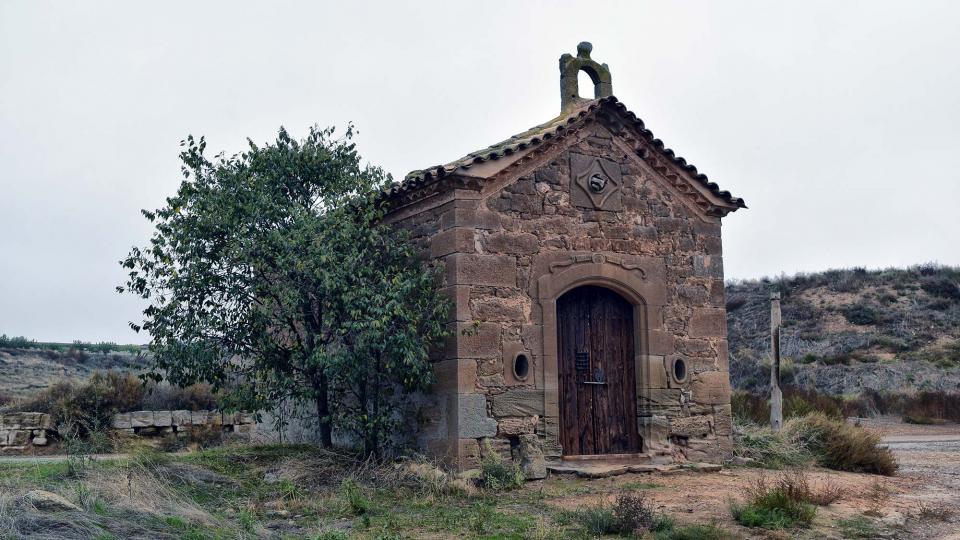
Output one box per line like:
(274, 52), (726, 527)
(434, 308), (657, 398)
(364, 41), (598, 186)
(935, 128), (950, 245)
(921, 278), (960, 300)
(785, 413), (897, 475)
(655, 523), (738, 540)
(612, 492), (657, 535)
(569, 504), (620, 536)
(731, 477), (817, 529)
(339, 479), (370, 516)
(841, 303), (883, 325)
(479, 446), (524, 491)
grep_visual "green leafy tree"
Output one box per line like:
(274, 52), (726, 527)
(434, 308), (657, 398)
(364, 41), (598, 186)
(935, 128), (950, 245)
(119, 126), (448, 454)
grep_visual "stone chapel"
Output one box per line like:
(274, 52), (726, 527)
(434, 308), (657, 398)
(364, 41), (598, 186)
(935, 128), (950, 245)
(382, 43), (745, 473)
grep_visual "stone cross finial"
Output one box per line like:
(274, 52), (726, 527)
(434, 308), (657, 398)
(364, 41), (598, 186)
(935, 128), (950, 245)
(559, 41), (613, 112)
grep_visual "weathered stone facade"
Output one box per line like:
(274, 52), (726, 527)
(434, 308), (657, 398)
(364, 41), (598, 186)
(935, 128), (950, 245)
(385, 43), (744, 470)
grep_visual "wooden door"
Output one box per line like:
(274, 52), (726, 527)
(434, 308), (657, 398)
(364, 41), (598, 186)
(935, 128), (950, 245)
(558, 285), (641, 455)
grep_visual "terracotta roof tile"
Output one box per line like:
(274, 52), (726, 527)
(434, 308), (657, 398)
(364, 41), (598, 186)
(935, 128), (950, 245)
(389, 96), (745, 210)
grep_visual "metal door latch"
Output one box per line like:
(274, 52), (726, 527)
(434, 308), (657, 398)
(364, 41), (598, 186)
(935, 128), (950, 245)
(583, 366), (607, 385)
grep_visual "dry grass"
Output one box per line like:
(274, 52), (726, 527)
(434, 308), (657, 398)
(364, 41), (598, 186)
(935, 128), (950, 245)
(761, 470), (845, 506)
(784, 413), (898, 476)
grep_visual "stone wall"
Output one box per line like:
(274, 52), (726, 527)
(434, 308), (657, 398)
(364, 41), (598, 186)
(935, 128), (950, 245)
(0, 410), (256, 454)
(0, 412), (54, 454)
(110, 410), (256, 441)
(388, 121), (734, 469)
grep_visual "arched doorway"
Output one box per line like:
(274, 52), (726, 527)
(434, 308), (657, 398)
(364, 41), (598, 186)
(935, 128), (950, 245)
(557, 285), (642, 455)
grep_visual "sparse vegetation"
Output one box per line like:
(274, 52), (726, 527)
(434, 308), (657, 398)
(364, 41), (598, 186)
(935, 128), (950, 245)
(727, 265), (960, 398)
(784, 413), (898, 476)
(0, 334), (144, 354)
(479, 446), (524, 491)
(731, 475), (817, 529)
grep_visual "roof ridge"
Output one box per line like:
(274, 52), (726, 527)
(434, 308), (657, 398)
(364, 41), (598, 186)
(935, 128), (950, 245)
(388, 96), (745, 210)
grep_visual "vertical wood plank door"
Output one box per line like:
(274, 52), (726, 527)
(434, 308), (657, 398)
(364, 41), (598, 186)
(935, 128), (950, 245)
(557, 285), (641, 455)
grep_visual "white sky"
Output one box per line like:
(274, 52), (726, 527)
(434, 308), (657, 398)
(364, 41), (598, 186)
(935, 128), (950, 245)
(2, 1), (959, 343)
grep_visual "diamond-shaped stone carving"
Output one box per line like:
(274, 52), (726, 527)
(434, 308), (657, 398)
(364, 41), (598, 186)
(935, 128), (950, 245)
(569, 153), (623, 210)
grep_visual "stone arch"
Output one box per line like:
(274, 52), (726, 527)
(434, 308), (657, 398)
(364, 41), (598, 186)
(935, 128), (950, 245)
(536, 254), (668, 455)
(559, 42), (613, 111)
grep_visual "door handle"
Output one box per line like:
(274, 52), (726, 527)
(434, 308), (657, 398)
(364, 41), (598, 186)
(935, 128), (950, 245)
(581, 366), (607, 385)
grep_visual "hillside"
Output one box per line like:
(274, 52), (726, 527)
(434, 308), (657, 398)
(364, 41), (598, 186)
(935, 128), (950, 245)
(0, 342), (146, 401)
(727, 265), (960, 396)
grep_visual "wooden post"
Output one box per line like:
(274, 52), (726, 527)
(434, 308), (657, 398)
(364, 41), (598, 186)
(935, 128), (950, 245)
(770, 292), (783, 432)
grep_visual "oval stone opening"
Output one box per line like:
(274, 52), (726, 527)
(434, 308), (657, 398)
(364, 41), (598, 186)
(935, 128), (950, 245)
(513, 353), (530, 381)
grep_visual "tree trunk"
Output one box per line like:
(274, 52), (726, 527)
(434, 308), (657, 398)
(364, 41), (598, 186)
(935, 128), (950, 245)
(311, 370), (333, 447)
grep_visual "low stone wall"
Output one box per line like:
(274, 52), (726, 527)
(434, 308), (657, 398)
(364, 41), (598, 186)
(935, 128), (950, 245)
(0, 410), (256, 454)
(0, 412), (55, 454)
(110, 410), (256, 440)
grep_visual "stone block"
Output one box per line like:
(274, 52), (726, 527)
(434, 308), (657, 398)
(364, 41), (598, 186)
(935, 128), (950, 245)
(683, 437), (723, 464)
(130, 411), (154, 428)
(669, 415), (714, 438)
(0, 430), (9, 445)
(446, 254), (516, 287)
(191, 410), (210, 425)
(497, 416), (538, 437)
(693, 255), (724, 279)
(238, 412), (256, 424)
(221, 412), (238, 425)
(491, 390), (543, 417)
(1, 413), (19, 429)
(171, 410), (192, 426)
(32, 434), (48, 446)
(677, 284), (709, 305)
(689, 309), (727, 338)
(458, 438), (482, 469)
(154, 411), (172, 427)
(446, 322), (501, 359)
(690, 371), (731, 405)
(234, 423), (253, 434)
(640, 388), (682, 407)
(518, 433), (547, 480)
(431, 227), (475, 257)
(458, 394), (497, 439)
(111, 413), (132, 429)
(9, 430), (31, 446)
(484, 232), (539, 255)
(18, 413), (45, 430)
(640, 415), (670, 449)
(713, 405), (733, 436)
(439, 285), (472, 322)
(472, 295), (527, 322)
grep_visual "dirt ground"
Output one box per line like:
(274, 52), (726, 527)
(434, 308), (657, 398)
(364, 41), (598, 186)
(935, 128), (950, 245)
(542, 417), (960, 539)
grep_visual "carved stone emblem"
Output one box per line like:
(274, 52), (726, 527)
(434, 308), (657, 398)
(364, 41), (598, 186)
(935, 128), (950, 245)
(570, 153), (622, 210)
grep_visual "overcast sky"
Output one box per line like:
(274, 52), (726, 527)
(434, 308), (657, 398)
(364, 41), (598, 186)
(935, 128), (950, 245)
(2, 1), (958, 343)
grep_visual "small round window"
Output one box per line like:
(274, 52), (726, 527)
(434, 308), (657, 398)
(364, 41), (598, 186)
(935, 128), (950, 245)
(513, 353), (530, 381)
(672, 357), (687, 382)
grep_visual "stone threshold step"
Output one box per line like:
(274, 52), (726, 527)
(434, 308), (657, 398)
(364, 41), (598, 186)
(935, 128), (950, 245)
(545, 461), (722, 479)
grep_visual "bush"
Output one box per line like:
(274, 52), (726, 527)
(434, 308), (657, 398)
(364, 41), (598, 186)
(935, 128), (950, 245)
(655, 523), (738, 540)
(479, 445), (524, 491)
(8, 371), (144, 437)
(921, 278), (960, 300)
(731, 476), (817, 529)
(734, 423), (813, 469)
(339, 479), (370, 516)
(140, 382), (219, 411)
(4, 371), (224, 440)
(613, 492), (657, 535)
(772, 470), (844, 506)
(785, 413), (897, 476)
(842, 303), (883, 325)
